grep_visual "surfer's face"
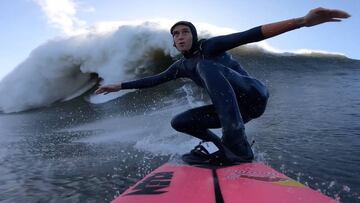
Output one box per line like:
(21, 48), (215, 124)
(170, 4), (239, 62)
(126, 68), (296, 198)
(172, 25), (193, 52)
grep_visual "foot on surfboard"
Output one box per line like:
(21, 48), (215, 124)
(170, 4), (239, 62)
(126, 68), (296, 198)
(181, 144), (238, 166)
(182, 141), (255, 166)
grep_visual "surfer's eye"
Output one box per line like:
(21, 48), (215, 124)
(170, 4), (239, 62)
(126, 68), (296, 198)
(173, 31), (180, 37)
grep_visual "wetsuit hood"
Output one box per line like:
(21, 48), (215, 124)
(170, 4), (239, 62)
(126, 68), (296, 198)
(170, 21), (199, 58)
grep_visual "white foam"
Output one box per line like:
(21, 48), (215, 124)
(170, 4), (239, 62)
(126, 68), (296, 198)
(0, 21), (176, 113)
(64, 104), (199, 155)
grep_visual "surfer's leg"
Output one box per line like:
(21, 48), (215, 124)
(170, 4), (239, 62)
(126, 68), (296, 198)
(196, 60), (257, 162)
(225, 70), (269, 120)
(171, 103), (255, 152)
(171, 104), (223, 148)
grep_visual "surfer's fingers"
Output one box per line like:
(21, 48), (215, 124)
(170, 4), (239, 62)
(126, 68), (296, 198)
(314, 8), (350, 17)
(328, 19), (342, 22)
(330, 9), (351, 18)
(312, 8), (350, 21)
(95, 88), (107, 94)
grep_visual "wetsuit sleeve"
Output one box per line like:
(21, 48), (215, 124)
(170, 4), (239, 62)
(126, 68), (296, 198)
(121, 61), (180, 89)
(201, 26), (266, 56)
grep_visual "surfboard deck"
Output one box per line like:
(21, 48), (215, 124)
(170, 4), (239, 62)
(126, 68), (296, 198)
(111, 162), (338, 203)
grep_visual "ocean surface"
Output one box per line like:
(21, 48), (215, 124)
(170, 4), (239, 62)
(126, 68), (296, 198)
(0, 22), (359, 202)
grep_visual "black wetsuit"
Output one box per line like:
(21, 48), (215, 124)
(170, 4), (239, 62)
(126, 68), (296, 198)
(122, 26), (269, 161)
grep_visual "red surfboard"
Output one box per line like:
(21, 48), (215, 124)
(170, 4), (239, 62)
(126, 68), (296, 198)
(111, 162), (338, 203)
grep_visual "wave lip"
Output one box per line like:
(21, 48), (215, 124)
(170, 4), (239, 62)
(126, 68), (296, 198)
(0, 44), (92, 113)
(0, 21), (177, 113)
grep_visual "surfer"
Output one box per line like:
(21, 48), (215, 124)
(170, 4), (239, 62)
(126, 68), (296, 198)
(95, 8), (350, 164)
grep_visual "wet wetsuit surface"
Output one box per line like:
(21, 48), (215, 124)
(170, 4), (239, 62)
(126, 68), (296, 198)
(121, 26), (270, 161)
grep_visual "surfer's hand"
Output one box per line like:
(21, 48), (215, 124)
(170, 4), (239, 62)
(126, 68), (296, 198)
(303, 7), (350, 27)
(95, 84), (122, 95)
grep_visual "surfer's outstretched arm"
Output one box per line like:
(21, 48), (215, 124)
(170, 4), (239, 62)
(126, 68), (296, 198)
(201, 7), (350, 56)
(121, 62), (180, 89)
(261, 7), (350, 38)
(95, 61), (180, 95)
